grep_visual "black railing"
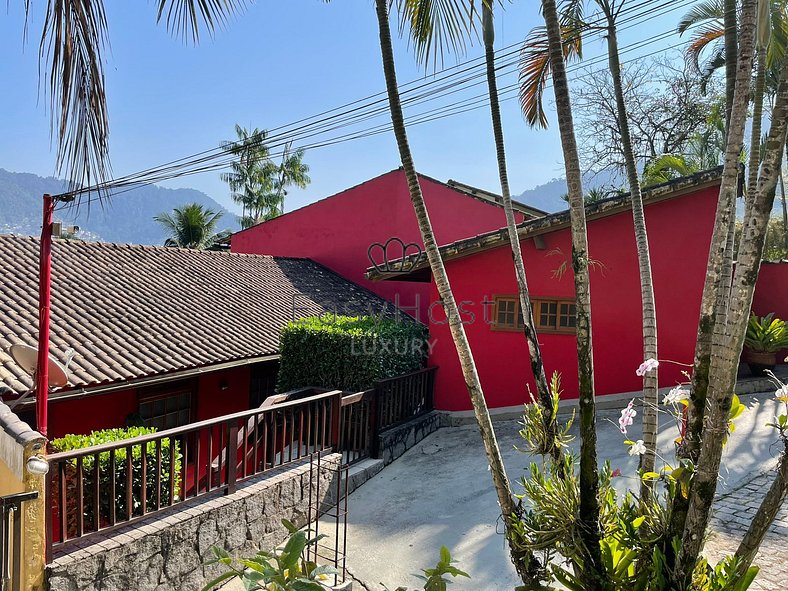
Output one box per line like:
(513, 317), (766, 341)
(338, 367), (437, 466)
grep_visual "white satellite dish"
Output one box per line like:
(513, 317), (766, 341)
(9, 344), (70, 387)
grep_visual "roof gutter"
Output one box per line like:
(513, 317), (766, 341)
(11, 354), (280, 409)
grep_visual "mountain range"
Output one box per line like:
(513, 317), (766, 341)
(0, 167), (624, 245)
(0, 169), (238, 245)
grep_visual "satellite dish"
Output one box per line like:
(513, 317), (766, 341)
(9, 344), (70, 387)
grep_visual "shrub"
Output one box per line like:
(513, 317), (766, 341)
(51, 427), (181, 534)
(277, 314), (429, 392)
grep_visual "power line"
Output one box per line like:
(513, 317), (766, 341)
(59, 0), (699, 205)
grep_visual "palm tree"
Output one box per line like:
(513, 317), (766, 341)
(373, 0), (537, 583)
(23, 1), (243, 195)
(538, 0), (604, 587)
(221, 128), (311, 228)
(521, 0), (659, 492)
(154, 203), (226, 249)
(673, 0), (760, 584)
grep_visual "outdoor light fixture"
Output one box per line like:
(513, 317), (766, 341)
(26, 454), (50, 475)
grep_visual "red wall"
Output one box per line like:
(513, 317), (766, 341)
(49, 388), (138, 439)
(231, 170), (524, 321)
(752, 261), (788, 362)
(47, 365), (253, 438)
(425, 186), (720, 411)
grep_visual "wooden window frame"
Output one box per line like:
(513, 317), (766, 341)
(533, 298), (577, 334)
(490, 295), (524, 332)
(137, 379), (195, 430)
(491, 295), (577, 335)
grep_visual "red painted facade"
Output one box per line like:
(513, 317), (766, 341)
(423, 186), (723, 410)
(752, 261), (788, 362)
(47, 365), (253, 439)
(231, 169), (525, 321)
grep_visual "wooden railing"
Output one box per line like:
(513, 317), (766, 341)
(46, 390), (342, 554)
(338, 367), (437, 466)
(375, 367), (436, 432)
(44, 368), (438, 554)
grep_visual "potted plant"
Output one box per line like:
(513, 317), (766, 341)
(744, 313), (788, 376)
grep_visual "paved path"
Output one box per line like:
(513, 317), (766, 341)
(342, 391), (785, 591)
(704, 467), (788, 591)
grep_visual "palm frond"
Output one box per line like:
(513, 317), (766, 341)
(37, 0), (111, 193)
(677, 0), (724, 34)
(156, 0), (247, 43)
(518, 24), (583, 129)
(766, 0), (788, 69)
(685, 24), (725, 72)
(395, 0), (482, 68)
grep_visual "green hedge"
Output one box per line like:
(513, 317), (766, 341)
(51, 427), (181, 532)
(277, 314), (429, 392)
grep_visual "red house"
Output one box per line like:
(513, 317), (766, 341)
(231, 168), (546, 322)
(367, 167), (787, 410)
(0, 236), (394, 437)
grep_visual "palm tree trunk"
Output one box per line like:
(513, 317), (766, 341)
(602, 7), (658, 493)
(540, 1), (605, 588)
(483, 2), (559, 462)
(748, 47), (767, 200)
(734, 444), (788, 578)
(724, 0), (739, 132)
(783, 137), (788, 251)
(373, 0), (537, 584)
(677, 0), (757, 511)
(674, 12), (780, 582)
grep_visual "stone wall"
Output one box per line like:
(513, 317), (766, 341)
(48, 454), (343, 591)
(379, 411), (447, 465)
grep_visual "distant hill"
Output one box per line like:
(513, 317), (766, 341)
(516, 170), (619, 213)
(0, 169), (238, 245)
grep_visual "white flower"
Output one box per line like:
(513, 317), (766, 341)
(775, 384), (788, 400)
(618, 399), (637, 434)
(636, 358), (660, 377)
(628, 439), (646, 456)
(663, 386), (689, 405)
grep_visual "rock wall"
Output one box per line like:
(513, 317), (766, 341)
(379, 411), (447, 465)
(48, 454), (342, 591)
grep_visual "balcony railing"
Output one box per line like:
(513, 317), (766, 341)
(46, 390), (342, 555)
(44, 367), (437, 556)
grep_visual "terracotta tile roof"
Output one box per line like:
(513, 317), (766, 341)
(0, 235), (394, 397)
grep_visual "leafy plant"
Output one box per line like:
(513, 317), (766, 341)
(384, 546), (469, 591)
(744, 313), (788, 353)
(518, 372), (574, 457)
(277, 314), (429, 392)
(202, 519), (336, 591)
(51, 427), (181, 532)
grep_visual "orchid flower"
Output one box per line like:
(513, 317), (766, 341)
(663, 386), (689, 405)
(628, 439), (646, 456)
(636, 358), (659, 377)
(618, 399), (637, 434)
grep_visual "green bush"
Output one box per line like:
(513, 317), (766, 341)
(51, 427), (181, 533)
(277, 314), (429, 392)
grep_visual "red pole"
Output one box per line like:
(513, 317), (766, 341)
(36, 193), (55, 437)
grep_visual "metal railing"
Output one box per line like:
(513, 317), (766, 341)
(338, 367), (437, 466)
(1, 491), (38, 591)
(46, 390), (342, 554)
(375, 367), (436, 432)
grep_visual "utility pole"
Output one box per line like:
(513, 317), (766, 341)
(35, 194), (55, 438)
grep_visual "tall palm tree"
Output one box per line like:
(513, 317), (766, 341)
(521, 0), (659, 490)
(539, 0), (604, 588)
(673, 0), (760, 584)
(23, 1), (243, 195)
(373, 0), (537, 583)
(221, 128), (311, 228)
(154, 203), (226, 249)
(482, 1), (559, 460)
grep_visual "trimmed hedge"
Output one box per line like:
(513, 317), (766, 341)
(51, 427), (181, 533)
(277, 314), (429, 392)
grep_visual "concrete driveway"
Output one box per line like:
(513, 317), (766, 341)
(342, 390), (784, 591)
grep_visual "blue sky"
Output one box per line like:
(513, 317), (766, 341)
(0, 1), (691, 214)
